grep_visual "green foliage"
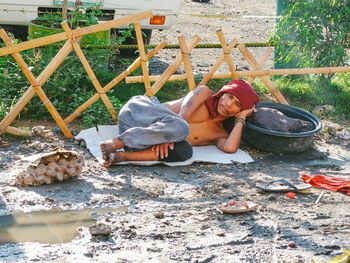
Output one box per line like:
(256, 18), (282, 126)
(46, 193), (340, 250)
(273, 1), (350, 69)
(0, 43), (349, 127)
(36, 4), (103, 29)
(275, 74), (350, 119)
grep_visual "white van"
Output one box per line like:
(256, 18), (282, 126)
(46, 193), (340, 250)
(0, 0), (181, 42)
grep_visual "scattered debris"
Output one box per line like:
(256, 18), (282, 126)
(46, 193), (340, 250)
(31, 126), (53, 137)
(315, 191), (325, 205)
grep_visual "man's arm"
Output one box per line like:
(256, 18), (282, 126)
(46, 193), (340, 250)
(216, 107), (255, 153)
(178, 85), (213, 121)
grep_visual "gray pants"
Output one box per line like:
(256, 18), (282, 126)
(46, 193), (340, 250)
(118, 95), (190, 151)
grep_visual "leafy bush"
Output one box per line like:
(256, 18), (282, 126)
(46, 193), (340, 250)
(273, 1), (350, 69)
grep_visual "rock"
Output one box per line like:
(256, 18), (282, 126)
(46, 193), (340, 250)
(147, 246), (162, 252)
(31, 126), (52, 137)
(288, 241), (297, 248)
(89, 223), (112, 236)
(215, 230), (226, 236)
(154, 211), (165, 219)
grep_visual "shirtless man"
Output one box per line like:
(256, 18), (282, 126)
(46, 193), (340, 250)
(100, 79), (259, 167)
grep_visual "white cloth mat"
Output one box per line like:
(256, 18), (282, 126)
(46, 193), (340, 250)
(75, 125), (254, 166)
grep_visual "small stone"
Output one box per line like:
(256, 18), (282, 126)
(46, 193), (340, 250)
(89, 223), (112, 236)
(288, 241), (297, 248)
(147, 246), (162, 252)
(154, 211), (165, 219)
(215, 230), (225, 237)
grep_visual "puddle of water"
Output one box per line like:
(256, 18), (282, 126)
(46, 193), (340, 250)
(0, 207), (127, 244)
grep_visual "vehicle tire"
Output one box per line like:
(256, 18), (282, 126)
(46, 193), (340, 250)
(0, 25), (28, 41)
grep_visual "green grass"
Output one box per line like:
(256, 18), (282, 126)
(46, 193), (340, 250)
(0, 46), (349, 129)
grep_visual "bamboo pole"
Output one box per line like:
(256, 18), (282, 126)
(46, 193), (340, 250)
(151, 35), (201, 95)
(237, 43), (288, 104)
(134, 23), (152, 96)
(0, 30), (73, 138)
(246, 47), (273, 84)
(178, 35), (196, 90)
(5, 126), (31, 136)
(126, 65), (350, 83)
(61, 22), (118, 122)
(0, 11), (153, 57)
(64, 40), (167, 124)
(126, 74), (188, 83)
(198, 38), (238, 86)
(217, 30), (238, 80)
(62, 0), (68, 21)
(0, 40), (73, 134)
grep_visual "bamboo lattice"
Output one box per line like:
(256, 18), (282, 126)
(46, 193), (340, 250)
(1, 10), (350, 138)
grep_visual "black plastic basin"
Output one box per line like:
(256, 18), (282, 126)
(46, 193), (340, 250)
(243, 102), (322, 154)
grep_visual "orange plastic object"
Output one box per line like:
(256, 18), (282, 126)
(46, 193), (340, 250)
(150, 16), (166, 25)
(301, 173), (350, 196)
(286, 192), (296, 199)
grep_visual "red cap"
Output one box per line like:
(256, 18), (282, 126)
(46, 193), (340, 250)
(206, 79), (259, 117)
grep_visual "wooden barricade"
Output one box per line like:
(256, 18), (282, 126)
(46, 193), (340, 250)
(0, 11), (155, 138)
(1, 16), (350, 138)
(126, 31), (350, 106)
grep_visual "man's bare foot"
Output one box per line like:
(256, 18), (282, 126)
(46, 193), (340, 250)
(103, 152), (122, 168)
(100, 138), (123, 160)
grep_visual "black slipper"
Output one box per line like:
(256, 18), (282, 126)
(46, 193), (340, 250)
(256, 179), (311, 192)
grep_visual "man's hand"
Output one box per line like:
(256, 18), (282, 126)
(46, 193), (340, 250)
(152, 143), (174, 159)
(235, 106), (255, 119)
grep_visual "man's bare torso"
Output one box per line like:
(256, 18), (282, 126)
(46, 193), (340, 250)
(164, 98), (228, 145)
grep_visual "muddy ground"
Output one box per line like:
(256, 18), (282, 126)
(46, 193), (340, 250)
(1, 0), (350, 262)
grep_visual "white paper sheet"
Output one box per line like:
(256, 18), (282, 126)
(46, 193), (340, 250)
(75, 125), (254, 166)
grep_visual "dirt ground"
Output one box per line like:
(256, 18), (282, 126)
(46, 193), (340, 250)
(149, 0), (276, 74)
(1, 0), (350, 262)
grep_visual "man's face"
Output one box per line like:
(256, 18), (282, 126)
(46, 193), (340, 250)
(217, 93), (242, 117)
